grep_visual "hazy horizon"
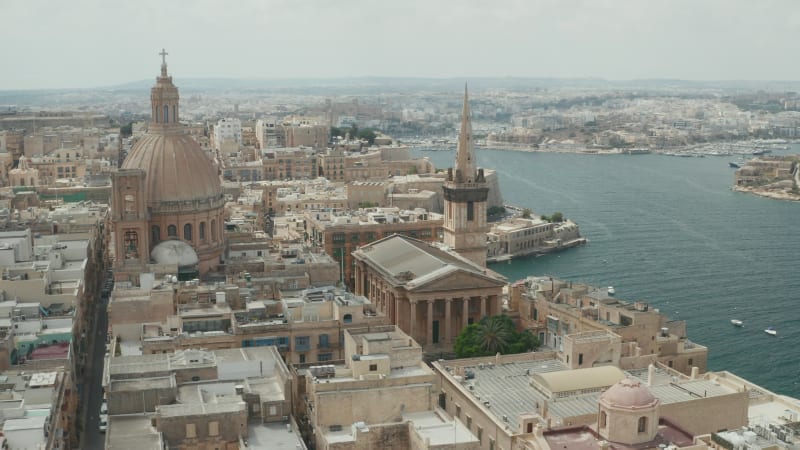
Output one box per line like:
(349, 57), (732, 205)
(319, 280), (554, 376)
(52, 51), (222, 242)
(3, 0), (800, 90)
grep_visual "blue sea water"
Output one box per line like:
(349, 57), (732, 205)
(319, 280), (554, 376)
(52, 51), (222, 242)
(413, 146), (800, 398)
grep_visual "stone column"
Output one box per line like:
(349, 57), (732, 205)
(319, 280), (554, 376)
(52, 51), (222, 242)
(480, 296), (487, 318)
(427, 299), (434, 346)
(462, 297), (470, 329)
(409, 299), (417, 342)
(444, 299), (452, 344)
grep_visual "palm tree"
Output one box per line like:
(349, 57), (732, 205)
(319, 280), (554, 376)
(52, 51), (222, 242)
(477, 316), (511, 354)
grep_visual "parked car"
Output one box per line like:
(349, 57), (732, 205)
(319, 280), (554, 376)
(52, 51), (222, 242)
(99, 414), (108, 433)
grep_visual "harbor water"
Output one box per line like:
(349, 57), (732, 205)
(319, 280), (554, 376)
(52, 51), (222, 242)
(412, 145), (800, 398)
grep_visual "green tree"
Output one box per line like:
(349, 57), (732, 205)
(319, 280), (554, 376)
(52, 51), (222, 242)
(521, 208), (532, 219)
(454, 315), (539, 358)
(477, 316), (512, 353)
(357, 128), (377, 146)
(120, 122), (133, 137)
(487, 206), (506, 217)
(551, 212), (563, 222)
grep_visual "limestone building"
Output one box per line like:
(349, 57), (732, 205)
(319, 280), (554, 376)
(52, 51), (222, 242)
(111, 51), (225, 281)
(443, 86), (489, 267)
(430, 352), (795, 450)
(299, 325), (478, 450)
(352, 234), (505, 349)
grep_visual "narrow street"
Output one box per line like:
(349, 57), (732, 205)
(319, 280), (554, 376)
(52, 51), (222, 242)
(80, 276), (111, 450)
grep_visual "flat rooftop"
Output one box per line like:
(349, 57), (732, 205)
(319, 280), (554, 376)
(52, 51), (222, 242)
(105, 414), (163, 450)
(404, 410), (478, 446)
(246, 422), (306, 450)
(445, 358), (742, 430)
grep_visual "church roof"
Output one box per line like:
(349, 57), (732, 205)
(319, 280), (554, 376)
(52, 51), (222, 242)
(353, 234), (505, 289)
(123, 132), (221, 205)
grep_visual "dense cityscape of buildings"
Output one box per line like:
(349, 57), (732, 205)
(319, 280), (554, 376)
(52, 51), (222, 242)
(0, 54), (796, 450)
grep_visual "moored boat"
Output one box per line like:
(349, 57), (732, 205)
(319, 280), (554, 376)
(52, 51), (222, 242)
(764, 327), (777, 336)
(607, 286), (615, 296)
(731, 319), (743, 327)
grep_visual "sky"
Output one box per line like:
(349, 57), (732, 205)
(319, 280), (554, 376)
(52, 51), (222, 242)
(2, 0), (800, 89)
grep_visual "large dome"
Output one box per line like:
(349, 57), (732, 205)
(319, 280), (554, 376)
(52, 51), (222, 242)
(122, 132), (221, 206)
(599, 378), (659, 410)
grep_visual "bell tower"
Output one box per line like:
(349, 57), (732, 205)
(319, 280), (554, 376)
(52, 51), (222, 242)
(443, 85), (489, 267)
(111, 169), (150, 279)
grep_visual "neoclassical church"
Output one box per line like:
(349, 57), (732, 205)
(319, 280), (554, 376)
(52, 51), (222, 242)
(353, 86), (505, 349)
(111, 52), (225, 282)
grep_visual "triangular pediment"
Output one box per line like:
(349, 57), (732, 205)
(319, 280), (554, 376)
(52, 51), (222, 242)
(407, 269), (505, 293)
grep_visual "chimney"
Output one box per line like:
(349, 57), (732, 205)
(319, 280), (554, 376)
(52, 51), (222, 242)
(647, 364), (655, 386)
(235, 384), (244, 395)
(691, 366), (699, 379)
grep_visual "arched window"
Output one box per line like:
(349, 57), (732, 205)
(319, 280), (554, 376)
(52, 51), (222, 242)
(151, 225), (161, 244)
(599, 411), (607, 428)
(199, 222), (206, 241)
(164, 105), (169, 123)
(184, 223), (192, 241)
(637, 416), (647, 433)
(167, 224), (177, 237)
(211, 219), (217, 242)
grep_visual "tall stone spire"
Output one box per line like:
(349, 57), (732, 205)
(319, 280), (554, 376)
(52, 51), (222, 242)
(454, 84), (477, 183)
(150, 48), (180, 129)
(442, 83), (489, 267)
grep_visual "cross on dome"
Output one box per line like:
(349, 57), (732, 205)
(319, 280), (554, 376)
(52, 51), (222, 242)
(159, 48), (169, 77)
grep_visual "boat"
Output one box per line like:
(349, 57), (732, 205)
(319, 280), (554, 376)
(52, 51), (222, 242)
(607, 286), (615, 296)
(730, 319), (743, 327)
(729, 161), (741, 168)
(764, 327), (777, 336)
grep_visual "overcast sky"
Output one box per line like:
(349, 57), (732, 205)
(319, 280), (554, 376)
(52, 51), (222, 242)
(2, 0), (799, 89)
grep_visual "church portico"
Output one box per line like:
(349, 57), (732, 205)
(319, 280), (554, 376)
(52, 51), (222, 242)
(353, 236), (505, 351)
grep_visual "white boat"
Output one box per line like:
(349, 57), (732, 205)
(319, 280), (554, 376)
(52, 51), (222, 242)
(730, 319), (743, 327)
(607, 286), (615, 296)
(764, 327), (777, 336)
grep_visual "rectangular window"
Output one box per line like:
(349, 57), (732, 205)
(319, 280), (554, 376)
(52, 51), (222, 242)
(318, 334), (329, 348)
(420, 229), (432, 238)
(369, 364), (378, 371)
(332, 233), (345, 243)
(467, 201), (474, 221)
(466, 415), (472, 430)
(350, 233), (360, 242)
(489, 438), (495, 450)
(455, 405), (461, 419)
(688, 358), (693, 366)
(185, 423), (196, 438)
(478, 426), (483, 444)
(208, 421), (219, 437)
(318, 353), (333, 362)
(295, 336), (310, 351)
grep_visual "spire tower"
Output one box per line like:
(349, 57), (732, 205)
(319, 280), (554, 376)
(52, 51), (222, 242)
(442, 84), (489, 267)
(454, 84), (477, 183)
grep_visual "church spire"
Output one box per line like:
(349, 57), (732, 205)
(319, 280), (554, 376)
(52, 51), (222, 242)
(455, 84), (477, 183)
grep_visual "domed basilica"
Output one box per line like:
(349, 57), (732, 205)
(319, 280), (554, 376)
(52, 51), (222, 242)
(111, 51), (225, 280)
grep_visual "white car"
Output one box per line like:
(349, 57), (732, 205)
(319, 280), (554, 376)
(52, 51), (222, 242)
(99, 414), (108, 433)
(100, 401), (108, 415)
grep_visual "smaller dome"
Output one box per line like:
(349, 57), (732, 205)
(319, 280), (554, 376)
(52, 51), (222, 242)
(151, 240), (199, 267)
(600, 378), (658, 409)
